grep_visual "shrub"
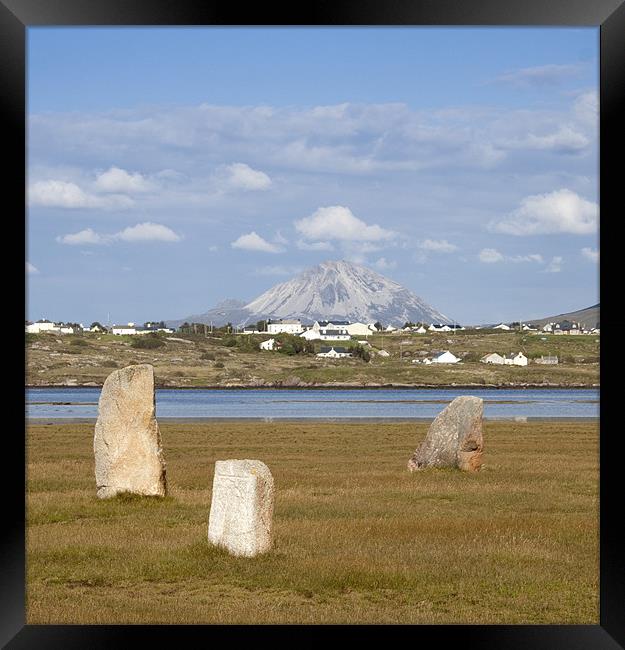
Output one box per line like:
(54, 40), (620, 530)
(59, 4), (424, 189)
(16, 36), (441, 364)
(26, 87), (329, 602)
(131, 336), (165, 349)
(352, 344), (371, 362)
(201, 351), (215, 361)
(214, 362), (225, 368)
(101, 360), (118, 368)
(69, 337), (89, 346)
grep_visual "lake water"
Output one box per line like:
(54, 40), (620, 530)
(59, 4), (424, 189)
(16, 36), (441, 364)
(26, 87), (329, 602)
(25, 387), (599, 420)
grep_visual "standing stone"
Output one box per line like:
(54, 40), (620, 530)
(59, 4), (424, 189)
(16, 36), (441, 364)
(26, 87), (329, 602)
(408, 396), (483, 472)
(94, 364), (166, 498)
(208, 459), (274, 557)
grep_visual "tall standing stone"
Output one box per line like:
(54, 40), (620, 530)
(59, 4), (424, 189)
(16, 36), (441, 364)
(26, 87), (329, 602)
(408, 396), (484, 472)
(208, 459), (274, 557)
(94, 364), (166, 498)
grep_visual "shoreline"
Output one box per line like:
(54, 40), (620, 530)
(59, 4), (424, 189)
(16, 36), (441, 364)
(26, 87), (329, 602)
(26, 416), (599, 424)
(26, 382), (600, 390)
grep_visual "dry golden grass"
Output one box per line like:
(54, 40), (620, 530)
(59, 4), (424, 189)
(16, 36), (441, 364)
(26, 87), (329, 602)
(26, 419), (598, 624)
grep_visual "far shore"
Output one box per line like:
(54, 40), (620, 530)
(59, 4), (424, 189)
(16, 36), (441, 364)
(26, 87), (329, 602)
(26, 416), (599, 424)
(26, 382), (600, 390)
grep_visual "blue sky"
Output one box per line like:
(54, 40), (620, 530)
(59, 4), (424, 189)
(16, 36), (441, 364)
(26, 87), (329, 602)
(26, 27), (599, 325)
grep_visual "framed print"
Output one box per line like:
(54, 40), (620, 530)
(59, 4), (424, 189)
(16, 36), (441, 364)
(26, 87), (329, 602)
(5, 0), (623, 646)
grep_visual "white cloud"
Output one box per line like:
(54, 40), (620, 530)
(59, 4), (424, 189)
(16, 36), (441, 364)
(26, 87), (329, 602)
(94, 166), (153, 193)
(581, 247), (599, 263)
(231, 231), (283, 253)
(57, 223), (181, 245)
(56, 228), (108, 245)
(295, 206), (395, 242)
(296, 239), (334, 251)
(490, 189), (598, 235)
(573, 90), (599, 127)
(504, 126), (589, 154)
(29, 179), (134, 209)
(221, 163), (272, 191)
(418, 239), (458, 253)
(374, 257), (397, 271)
(26, 262), (39, 274)
(115, 222), (181, 242)
(478, 248), (543, 264)
(479, 248), (505, 263)
(545, 256), (563, 273)
(495, 63), (584, 87)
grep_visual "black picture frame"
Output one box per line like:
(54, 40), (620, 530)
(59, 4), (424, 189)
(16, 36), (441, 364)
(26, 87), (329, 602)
(6, 0), (622, 646)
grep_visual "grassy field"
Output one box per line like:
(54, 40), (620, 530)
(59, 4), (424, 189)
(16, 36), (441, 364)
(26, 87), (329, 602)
(26, 419), (598, 624)
(25, 329), (599, 387)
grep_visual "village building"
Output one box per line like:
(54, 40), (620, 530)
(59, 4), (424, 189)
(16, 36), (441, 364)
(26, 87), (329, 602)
(25, 319), (58, 334)
(267, 319), (303, 334)
(535, 355), (559, 365)
(480, 352), (505, 365)
(316, 346), (352, 358)
(299, 329), (321, 341)
(431, 350), (460, 364)
(493, 323), (511, 330)
(344, 322), (373, 337)
(259, 338), (276, 351)
(415, 325), (427, 334)
(312, 320), (351, 332)
(504, 352), (528, 366)
(242, 326), (261, 334)
(112, 323), (138, 335)
(319, 328), (350, 341)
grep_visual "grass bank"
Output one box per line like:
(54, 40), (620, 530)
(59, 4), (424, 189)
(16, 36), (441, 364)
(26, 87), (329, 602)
(26, 419), (598, 624)
(26, 330), (599, 387)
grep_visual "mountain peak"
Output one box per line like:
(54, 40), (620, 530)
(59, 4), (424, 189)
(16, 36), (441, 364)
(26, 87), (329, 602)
(244, 260), (449, 325)
(169, 260), (452, 328)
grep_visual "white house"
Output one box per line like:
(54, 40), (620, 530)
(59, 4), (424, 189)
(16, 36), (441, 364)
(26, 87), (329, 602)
(481, 352), (505, 365)
(385, 325), (397, 332)
(504, 352), (528, 366)
(415, 325), (427, 334)
(319, 328), (350, 341)
(535, 355), (559, 365)
(428, 323), (452, 332)
(344, 322), (372, 337)
(493, 323), (511, 330)
(26, 319), (58, 334)
(112, 323), (138, 335)
(267, 319), (303, 334)
(259, 338), (276, 351)
(316, 346), (352, 358)
(312, 320), (351, 332)
(542, 323), (554, 332)
(300, 328), (321, 341)
(431, 350), (460, 364)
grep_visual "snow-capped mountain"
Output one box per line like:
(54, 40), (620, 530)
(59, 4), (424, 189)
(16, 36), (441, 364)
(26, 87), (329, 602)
(168, 260), (452, 327)
(245, 260), (450, 325)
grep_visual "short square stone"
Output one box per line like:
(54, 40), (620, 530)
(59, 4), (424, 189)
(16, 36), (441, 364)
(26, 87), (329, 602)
(208, 459), (274, 557)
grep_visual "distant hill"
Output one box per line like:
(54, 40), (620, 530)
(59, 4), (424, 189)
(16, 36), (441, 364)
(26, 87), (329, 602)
(524, 304), (599, 328)
(167, 259), (452, 328)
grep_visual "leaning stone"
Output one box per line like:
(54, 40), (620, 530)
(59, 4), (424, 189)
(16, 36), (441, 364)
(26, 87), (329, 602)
(94, 364), (166, 498)
(208, 459), (274, 557)
(408, 396), (483, 472)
